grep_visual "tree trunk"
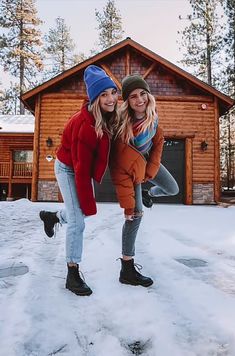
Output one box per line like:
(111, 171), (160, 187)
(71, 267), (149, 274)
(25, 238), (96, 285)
(19, 6), (25, 115)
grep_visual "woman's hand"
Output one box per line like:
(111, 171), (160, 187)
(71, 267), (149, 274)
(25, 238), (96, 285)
(125, 214), (134, 221)
(144, 175), (151, 182)
(124, 211), (143, 221)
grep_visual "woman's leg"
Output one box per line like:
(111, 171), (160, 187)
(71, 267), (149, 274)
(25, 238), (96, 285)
(149, 163), (179, 197)
(55, 159), (85, 264)
(122, 184), (143, 258)
(120, 184), (153, 287)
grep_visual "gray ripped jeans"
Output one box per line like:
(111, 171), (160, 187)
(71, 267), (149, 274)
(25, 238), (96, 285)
(122, 163), (179, 256)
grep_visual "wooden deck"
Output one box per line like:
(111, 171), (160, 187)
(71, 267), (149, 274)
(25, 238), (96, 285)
(0, 162), (33, 179)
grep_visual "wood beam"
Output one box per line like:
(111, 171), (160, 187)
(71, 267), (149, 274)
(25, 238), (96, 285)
(143, 63), (156, 79)
(100, 63), (121, 90)
(7, 151), (13, 200)
(185, 137), (193, 204)
(125, 49), (130, 76)
(214, 97), (220, 203)
(31, 94), (41, 201)
(156, 95), (213, 103)
(164, 130), (195, 139)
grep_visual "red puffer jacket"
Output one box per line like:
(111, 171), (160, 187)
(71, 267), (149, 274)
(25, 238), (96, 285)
(57, 104), (110, 216)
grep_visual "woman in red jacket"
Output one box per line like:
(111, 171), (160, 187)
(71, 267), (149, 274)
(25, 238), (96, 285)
(110, 74), (179, 288)
(40, 65), (118, 296)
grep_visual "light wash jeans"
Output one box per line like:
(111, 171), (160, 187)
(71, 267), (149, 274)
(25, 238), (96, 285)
(54, 159), (85, 264)
(122, 163), (179, 256)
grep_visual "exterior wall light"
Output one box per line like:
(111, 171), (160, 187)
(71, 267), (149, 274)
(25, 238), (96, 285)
(46, 137), (53, 147)
(201, 140), (208, 151)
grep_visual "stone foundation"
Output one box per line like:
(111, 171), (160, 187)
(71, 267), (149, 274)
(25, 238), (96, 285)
(193, 183), (215, 204)
(38, 180), (59, 201)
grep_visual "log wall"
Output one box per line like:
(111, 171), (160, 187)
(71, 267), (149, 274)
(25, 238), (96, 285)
(34, 47), (219, 203)
(0, 134), (33, 162)
(38, 94), (84, 179)
(157, 100), (215, 183)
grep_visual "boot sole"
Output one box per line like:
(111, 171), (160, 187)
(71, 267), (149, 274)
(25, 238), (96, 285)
(119, 277), (153, 287)
(66, 285), (92, 296)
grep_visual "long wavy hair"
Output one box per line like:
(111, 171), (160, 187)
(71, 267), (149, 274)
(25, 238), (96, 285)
(116, 92), (157, 144)
(89, 96), (119, 138)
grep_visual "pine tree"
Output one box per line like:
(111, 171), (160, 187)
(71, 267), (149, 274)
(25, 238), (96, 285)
(178, 1), (234, 190)
(220, 0), (235, 190)
(43, 17), (83, 80)
(0, 0), (43, 114)
(0, 82), (20, 114)
(178, 0), (224, 86)
(223, 0), (235, 98)
(95, 0), (124, 50)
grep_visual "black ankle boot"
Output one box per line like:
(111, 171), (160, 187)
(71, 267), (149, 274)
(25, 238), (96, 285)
(39, 210), (59, 237)
(119, 259), (153, 287)
(66, 265), (92, 296)
(142, 190), (153, 208)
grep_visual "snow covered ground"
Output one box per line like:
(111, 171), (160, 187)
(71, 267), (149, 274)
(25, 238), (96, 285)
(1, 199), (235, 356)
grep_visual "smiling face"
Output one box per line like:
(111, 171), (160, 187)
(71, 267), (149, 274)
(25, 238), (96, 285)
(128, 88), (148, 119)
(99, 88), (118, 113)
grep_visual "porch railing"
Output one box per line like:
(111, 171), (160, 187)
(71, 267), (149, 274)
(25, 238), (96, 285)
(0, 162), (9, 177)
(0, 162), (33, 178)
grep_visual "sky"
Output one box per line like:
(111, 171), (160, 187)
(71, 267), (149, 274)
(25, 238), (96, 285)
(1, 199), (235, 355)
(0, 0), (192, 88)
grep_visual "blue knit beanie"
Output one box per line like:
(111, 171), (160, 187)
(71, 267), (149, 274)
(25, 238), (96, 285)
(84, 65), (117, 103)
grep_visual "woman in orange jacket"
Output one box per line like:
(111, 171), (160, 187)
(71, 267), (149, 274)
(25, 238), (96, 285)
(110, 74), (179, 287)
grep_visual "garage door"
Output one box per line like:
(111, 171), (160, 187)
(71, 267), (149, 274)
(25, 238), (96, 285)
(143, 140), (185, 204)
(94, 139), (185, 204)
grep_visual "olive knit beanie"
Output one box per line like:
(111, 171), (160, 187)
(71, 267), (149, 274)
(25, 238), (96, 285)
(121, 74), (150, 101)
(84, 65), (117, 103)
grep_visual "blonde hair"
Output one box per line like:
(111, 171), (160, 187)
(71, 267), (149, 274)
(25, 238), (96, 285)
(116, 92), (157, 143)
(89, 96), (119, 138)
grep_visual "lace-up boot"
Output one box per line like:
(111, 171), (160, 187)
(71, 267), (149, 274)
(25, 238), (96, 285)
(142, 190), (153, 208)
(119, 258), (153, 287)
(39, 210), (59, 237)
(66, 264), (92, 296)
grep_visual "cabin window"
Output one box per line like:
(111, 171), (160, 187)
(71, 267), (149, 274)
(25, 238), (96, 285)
(13, 150), (33, 163)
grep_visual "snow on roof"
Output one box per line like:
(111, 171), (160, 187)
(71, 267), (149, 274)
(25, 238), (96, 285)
(0, 115), (34, 133)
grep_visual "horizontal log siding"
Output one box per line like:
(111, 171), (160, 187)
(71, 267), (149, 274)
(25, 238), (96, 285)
(0, 134), (33, 161)
(157, 101), (215, 183)
(39, 94), (84, 179)
(39, 95), (216, 183)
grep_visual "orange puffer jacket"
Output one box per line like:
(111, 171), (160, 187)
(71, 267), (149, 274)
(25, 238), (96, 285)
(109, 127), (164, 214)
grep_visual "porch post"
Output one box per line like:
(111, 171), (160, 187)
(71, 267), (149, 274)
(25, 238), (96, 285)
(7, 152), (13, 201)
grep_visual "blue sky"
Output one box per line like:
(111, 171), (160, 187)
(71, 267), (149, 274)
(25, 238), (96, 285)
(1, 0), (192, 87)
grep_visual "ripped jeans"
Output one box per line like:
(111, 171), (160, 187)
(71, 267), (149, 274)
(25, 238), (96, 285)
(122, 163), (179, 257)
(54, 159), (85, 264)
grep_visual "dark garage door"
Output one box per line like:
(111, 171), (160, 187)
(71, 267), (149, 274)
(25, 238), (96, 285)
(94, 139), (185, 204)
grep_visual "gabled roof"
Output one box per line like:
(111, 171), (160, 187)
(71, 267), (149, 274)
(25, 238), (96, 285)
(21, 38), (234, 115)
(0, 115), (34, 133)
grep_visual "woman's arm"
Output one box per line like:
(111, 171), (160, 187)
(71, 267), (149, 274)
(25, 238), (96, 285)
(145, 126), (164, 180)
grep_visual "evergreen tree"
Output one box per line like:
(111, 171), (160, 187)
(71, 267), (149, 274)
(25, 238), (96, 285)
(178, 0), (223, 86)
(0, 82), (20, 115)
(95, 0), (124, 50)
(223, 0), (235, 98)
(178, 1), (234, 190)
(43, 17), (83, 80)
(0, 80), (4, 112)
(220, 0), (235, 190)
(0, 0), (43, 113)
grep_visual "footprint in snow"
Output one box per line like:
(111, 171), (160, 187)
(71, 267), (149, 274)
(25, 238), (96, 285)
(0, 262), (29, 278)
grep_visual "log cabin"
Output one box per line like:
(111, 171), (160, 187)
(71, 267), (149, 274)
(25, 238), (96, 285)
(21, 38), (234, 205)
(0, 115), (34, 200)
